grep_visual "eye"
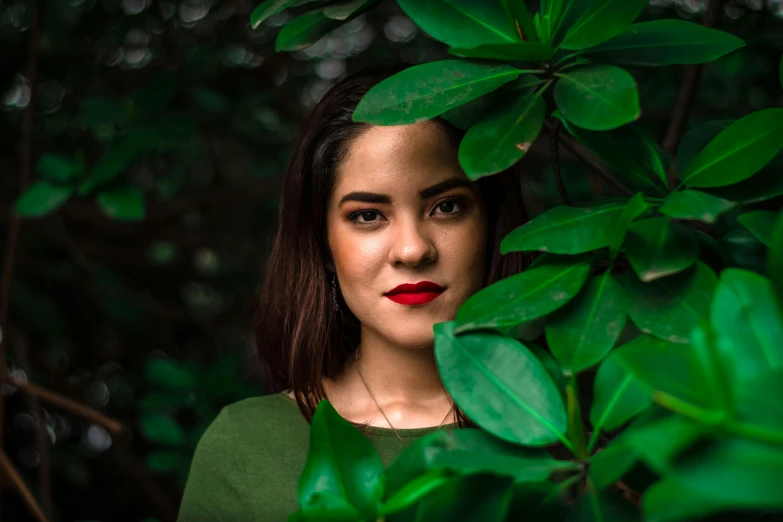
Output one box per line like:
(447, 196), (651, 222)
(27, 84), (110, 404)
(432, 198), (463, 216)
(349, 209), (384, 224)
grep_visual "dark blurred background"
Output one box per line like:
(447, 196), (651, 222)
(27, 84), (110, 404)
(0, 0), (781, 521)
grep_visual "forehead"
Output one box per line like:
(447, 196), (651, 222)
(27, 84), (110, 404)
(332, 122), (466, 197)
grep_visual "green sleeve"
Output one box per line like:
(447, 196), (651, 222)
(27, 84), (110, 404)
(177, 407), (248, 522)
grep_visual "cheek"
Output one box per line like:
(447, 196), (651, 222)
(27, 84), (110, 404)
(438, 217), (488, 282)
(328, 221), (387, 288)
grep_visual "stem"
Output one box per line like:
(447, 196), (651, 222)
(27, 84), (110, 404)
(550, 119), (573, 206)
(586, 424), (602, 455)
(566, 376), (588, 459)
(0, 449), (48, 522)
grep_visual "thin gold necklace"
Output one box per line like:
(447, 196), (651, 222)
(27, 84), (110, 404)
(354, 353), (455, 442)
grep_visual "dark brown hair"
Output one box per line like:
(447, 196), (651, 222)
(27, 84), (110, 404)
(254, 64), (531, 425)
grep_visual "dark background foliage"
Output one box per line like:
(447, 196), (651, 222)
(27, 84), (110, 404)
(0, 0), (781, 521)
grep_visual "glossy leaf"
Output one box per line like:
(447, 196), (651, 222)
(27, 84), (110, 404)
(139, 412), (186, 445)
(682, 108), (783, 188)
(624, 262), (717, 343)
(609, 193), (652, 258)
(529, 344), (567, 402)
(292, 492), (361, 521)
(353, 61), (524, 125)
(15, 182), (73, 217)
(590, 354), (651, 433)
(581, 20), (744, 66)
(397, 0), (518, 48)
(298, 401), (384, 518)
(456, 257), (590, 333)
(37, 153), (83, 183)
(324, 0), (375, 20)
(500, 0), (537, 42)
(411, 474), (513, 522)
(250, 0), (295, 28)
(737, 210), (778, 246)
(379, 470), (449, 516)
(624, 217), (699, 282)
(449, 42), (554, 61)
(735, 369), (783, 431)
(145, 359), (197, 389)
(441, 75), (542, 130)
(554, 65), (640, 131)
(545, 272), (627, 374)
(643, 477), (731, 522)
(589, 437), (637, 489)
(458, 92), (545, 180)
(711, 269), (783, 379)
(625, 415), (704, 474)
(435, 322), (567, 446)
(97, 187), (146, 221)
(275, 10), (341, 52)
(566, 489), (638, 522)
(560, 0), (648, 51)
(501, 202), (625, 254)
(658, 190), (736, 224)
(677, 120), (732, 175)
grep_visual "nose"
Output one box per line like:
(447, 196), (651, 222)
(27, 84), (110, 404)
(390, 217), (437, 268)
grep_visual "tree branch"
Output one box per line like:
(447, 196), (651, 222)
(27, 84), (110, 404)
(0, 449), (48, 522)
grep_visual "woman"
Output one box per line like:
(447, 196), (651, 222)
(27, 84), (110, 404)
(177, 66), (529, 521)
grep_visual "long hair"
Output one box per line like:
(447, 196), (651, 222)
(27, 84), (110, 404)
(254, 65), (531, 426)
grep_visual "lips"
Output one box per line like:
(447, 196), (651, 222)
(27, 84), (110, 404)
(385, 281), (445, 306)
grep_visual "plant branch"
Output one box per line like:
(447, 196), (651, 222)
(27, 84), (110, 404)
(545, 120), (634, 197)
(0, 449), (48, 522)
(0, 374), (125, 434)
(550, 119), (574, 206)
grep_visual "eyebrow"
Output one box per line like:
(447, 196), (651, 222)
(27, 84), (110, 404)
(338, 177), (473, 207)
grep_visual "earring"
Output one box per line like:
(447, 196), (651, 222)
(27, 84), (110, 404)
(330, 273), (339, 312)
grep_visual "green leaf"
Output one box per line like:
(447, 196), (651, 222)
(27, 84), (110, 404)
(560, 0), (648, 51)
(250, 0), (296, 28)
(589, 437), (637, 489)
(529, 344), (567, 402)
(323, 0), (375, 20)
(458, 92), (545, 180)
(353, 61), (524, 125)
(737, 210), (778, 246)
(681, 108), (783, 188)
(435, 322), (567, 446)
(624, 217), (699, 283)
(298, 401), (384, 518)
(275, 9), (341, 52)
(554, 65), (640, 131)
(624, 262), (717, 343)
(97, 187), (146, 221)
(671, 438), (783, 509)
(643, 477), (730, 522)
(500, 0), (537, 42)
(735, 369), (783, 432)
(500, 202), (625, 254)
(580, 20), (745, 66)
(292, 492), (361, 520)
(441, 75), (542, 130)
(608, 193), (652, 258)
(677, 120), (732, 175)
(15, 182), (73, 217)
(710, 269), (783, 380)
(449, 42), (554, 61)
(145, 359), (197, 389)
(397, 0), (518, 48)
(411, 474), (513, 522)
(770, 212), (783, 309)
(590, 354), (651, 434)
(625, 414), (704, 474)
(567, 489), (638, 522)
(455, 257), (591, 333)
(139, 412), (186, 445)
(658, 190), (736, 225)
(545, 272), (627, 374)
(80, 127), (158, 195)
(37, 153), (83, 183)
(379, 470), (448, 516)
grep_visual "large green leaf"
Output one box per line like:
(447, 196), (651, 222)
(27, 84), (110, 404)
(658, 190), (736, 225)
(671, 438), (783, 509)
(449, 42), (554, 61)
(435, 322), (567, 446)
(625, 414), (705, 474)
(737, 210), (778, 246)
(566, 489), (638, 522)
(624, 217), (699, 283)
(545, 272), (627, 374)
(589, 436), (637, 489)
(15, 182), (73, 217)
(624, 262), (718, 343)
(458, 92), (545, 180)
(298, 401), (384, 518)
(580, 20), (744, 66)
(379, 470), (448, 516)
(275, 9), (341, 51)
(292, 492), (361, 521)
(353, 61), (524, 125)
(643, 477), (732, 522)
(455, 257), (590, 333)
(97, 187), (146, 221)
(397, 0), (518, 48)
(560, 0), (648, 51)
(441, 75), (542, 130)
(500, 202), (625, 254)
(250, 0), (295, 28)
(554, 65), (640, 131)
(677, 120), (732, 175)
(37, 153), (83, 183)
(500, 0), (537, 42)
(324, 0), (376, 20)
(681, 108), (783, 188)
(609, 193), (652, 258)
(710, 269), (783, 380)
(590, 354), (651, 434)
(409, 474), (513, 522)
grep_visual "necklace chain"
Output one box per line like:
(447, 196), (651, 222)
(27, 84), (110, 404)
(354, 352), (454, 442)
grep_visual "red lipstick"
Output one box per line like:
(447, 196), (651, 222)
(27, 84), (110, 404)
(385, 281), (445, 305)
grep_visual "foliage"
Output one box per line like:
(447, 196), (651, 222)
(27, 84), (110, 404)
(255, 0), (783, 520)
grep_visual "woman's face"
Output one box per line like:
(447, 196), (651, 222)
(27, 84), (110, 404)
(326, 122), (488, 349)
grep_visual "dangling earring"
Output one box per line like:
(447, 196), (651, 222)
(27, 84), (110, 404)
(330, 273), (339, 313)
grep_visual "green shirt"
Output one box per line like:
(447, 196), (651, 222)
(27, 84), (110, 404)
(177, 391), (456, 522)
